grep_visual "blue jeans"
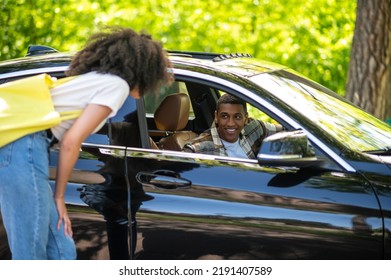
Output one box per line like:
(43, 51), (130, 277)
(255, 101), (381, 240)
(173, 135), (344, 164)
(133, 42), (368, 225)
(0, 131), (76, 260)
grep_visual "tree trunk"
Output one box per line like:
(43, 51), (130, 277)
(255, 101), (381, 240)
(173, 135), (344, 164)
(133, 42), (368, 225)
(346, 0), (391, 122)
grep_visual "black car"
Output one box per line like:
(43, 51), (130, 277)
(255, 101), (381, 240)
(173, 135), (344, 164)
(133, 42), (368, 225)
(1, 46), (390, 260)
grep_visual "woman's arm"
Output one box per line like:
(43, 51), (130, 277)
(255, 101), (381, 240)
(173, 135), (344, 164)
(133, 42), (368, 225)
(54, 104), (112, 236)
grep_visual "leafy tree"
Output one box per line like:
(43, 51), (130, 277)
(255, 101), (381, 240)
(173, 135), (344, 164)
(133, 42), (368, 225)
(1, 0), (356, 97)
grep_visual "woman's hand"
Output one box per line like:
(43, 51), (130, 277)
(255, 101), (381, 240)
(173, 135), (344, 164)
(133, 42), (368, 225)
(54, 197), (73, 237)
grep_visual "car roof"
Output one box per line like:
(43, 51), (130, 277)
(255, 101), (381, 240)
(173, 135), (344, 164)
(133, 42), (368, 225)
(0, 48), (287, 80)
(0, 53), (72, 78)
(170, 54), (287, 78)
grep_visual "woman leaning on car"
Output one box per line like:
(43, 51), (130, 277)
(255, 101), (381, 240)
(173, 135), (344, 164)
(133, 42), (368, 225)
(0, 27), (172, 260)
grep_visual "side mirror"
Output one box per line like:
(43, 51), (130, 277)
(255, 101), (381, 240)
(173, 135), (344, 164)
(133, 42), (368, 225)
(257, 130), (323, 168)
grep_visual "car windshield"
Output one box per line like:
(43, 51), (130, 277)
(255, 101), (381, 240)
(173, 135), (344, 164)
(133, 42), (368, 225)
(250, 70), (391, 153)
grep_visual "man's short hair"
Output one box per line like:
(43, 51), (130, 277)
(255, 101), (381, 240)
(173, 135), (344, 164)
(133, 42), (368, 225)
(216, 94), (247, 113)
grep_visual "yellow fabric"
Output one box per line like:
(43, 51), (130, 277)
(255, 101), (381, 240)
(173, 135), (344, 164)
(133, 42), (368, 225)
(0, 74), (81, 147)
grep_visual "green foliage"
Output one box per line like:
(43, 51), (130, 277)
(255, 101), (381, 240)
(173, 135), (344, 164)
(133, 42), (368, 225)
(0, 0), (356, 95)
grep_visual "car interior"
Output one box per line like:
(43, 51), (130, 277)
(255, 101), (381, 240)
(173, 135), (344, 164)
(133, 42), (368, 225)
(144, 79), (219, 151)
(153, 92), (198, 151)
(143, 79), (283, 154)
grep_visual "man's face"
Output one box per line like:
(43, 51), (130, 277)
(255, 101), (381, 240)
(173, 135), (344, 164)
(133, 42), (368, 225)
(215, 103), (248, 143)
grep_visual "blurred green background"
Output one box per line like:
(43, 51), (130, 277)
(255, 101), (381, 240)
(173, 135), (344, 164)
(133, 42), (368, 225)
(0, 0), (356, 96)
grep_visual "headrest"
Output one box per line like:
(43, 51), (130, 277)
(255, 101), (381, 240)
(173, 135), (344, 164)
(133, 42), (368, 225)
(154, 93), (190, 131)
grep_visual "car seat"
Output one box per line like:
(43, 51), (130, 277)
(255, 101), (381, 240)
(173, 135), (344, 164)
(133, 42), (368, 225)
(154, 93), (198, 151)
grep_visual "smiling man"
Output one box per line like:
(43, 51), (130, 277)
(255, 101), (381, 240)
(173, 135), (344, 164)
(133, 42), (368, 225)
(183, 94), (283, 159)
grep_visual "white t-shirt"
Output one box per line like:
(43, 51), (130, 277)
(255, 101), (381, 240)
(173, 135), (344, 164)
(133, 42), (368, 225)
(221, 139), (248, 159)
(50, 72), (129, 140)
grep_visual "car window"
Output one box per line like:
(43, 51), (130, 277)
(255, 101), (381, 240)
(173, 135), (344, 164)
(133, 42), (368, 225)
(217, 90), (281, 126)
(182, 90), (284, 160)
(250, 71), (391, 152)
(83, 97), (139, 146)
(143, 81), (194, 118)
(247, 102), (280, 125)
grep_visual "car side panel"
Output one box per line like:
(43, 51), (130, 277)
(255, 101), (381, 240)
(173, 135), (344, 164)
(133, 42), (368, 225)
(124, 151), (384, 260)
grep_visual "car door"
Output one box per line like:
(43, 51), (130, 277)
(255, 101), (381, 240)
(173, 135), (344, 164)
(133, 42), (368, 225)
(126, 149), (383, 260)
(126, 72), (384, 260)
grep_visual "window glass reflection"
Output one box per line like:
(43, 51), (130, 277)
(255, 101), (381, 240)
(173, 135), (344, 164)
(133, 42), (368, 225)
(251, 73), (391, 152)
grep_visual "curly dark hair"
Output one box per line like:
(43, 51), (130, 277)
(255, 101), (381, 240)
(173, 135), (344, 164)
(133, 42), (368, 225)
(66, 27), (172, 96)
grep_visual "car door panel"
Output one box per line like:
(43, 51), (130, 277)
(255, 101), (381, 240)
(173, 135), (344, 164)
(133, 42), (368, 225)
(121, 149), (384, 259)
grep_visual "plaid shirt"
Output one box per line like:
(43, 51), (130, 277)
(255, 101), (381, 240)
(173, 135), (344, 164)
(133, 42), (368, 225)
(183, 119), (282, 159)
